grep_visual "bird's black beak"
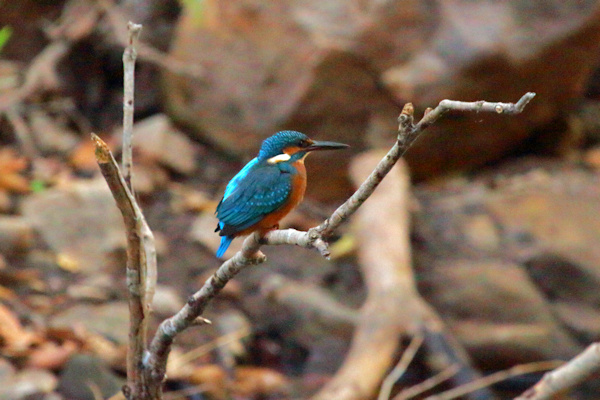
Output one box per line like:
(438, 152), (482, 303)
(306, 140), (350, 152)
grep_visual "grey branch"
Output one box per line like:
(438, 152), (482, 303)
(92, 133), (157, 399)
(122, 21), (142, 192)
(144, 92), (536, 387)
(514, 343), (600, 400)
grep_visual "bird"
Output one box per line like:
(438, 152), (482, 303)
(215, 130), (349, 258)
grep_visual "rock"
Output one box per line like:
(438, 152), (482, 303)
(129, 114), (198, 175)
(0, 368), (58, 400)
(553, 301), (600, 343)
(29, 109), (79, 154)
(163, 0), (600, 199)
(0, 357), (16, 383)
(0, 216), (33, 257)
(49, 302), (129, 345)
(189, 211), (242, 257)
(419, 258), (580, 366)
(414, 160), (600, 366)
(66, 274), (116, 302)
(58, 354), (123, 400)
(151, 284), (184, 315)
(20, 179), (125, 273)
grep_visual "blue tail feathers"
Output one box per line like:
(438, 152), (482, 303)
(216, 236), (233, 258)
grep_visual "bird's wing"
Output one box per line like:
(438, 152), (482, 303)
(216, 164), (292, 236)
(222, 157), (258, 201)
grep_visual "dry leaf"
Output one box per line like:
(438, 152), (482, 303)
(234, 366), (290, 398)
(0, 302), (41, 356)
(188, 364), (227, 400)
(0, 148), (30, 193)
(27, 340), (78, 370)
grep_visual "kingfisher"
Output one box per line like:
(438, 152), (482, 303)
(215, 130), (349, 258)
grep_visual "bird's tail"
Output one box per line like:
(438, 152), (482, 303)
(216, 236), (233, 258)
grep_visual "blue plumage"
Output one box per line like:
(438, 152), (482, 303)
(214, 131), (348, 258)
(216, 160), (293, 235)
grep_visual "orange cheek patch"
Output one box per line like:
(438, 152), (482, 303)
(283, 146), (302, 155)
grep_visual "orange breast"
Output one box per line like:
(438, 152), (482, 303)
(238, 161), (307, 236)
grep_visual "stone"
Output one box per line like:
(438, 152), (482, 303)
(29, 109), (79, 154)
(419, 258), (580, 365)
(413, 160), (600, 366)
(0, 216), (33, 257)
(129, 114), (198, 175)
(58, 354), (122, 400)
(163, 0), (600, 201)
(553, 301), (600, 343)
(49, 302), (129, 345)
(0, 368), (58, 400)
(151, 284), (184, 315)
(20, 179), (126, 273)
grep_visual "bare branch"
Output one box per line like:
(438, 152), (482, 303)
(92, 133), (151, 398)
(122, 22), (142, 192)
(515, 343), (600, 400)
(379, 334), (425, 400)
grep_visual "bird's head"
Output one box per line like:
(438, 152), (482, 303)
(258, 131), (349, 164)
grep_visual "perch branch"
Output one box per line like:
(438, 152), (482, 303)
(315, 92), (536, 238)
(145, 93), (536, 390)
(515, 343), (600, 400)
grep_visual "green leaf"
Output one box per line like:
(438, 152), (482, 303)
(30, 180), (46, 194)
(0, 26), (12, 54)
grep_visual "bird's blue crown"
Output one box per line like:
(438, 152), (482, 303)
(258, 131), (309, 160)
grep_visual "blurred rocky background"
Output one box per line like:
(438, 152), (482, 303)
(1, 0), (600, 399)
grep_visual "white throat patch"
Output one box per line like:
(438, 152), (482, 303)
(267, 153), (291, 164)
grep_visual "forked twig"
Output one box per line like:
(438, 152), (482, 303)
(378, 334), (425, 400)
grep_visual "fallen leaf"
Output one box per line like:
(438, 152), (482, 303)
(0, 302), (41, 356)
(27, 340), (78, 370)
(0, 148), (30, 193)
(234, 366), (290, 398)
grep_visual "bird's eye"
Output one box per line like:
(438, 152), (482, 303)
(298, 139), (310, 148)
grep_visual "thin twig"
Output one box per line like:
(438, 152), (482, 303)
(122, 21), (142, 192)
(515, 343), (600, 400)
(170, 327), (251, 367)
(144, 93), (536, 390)
(425, 360), (562, 400)
(378, 334), (425, 400)
(394, 365), (461, 400)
